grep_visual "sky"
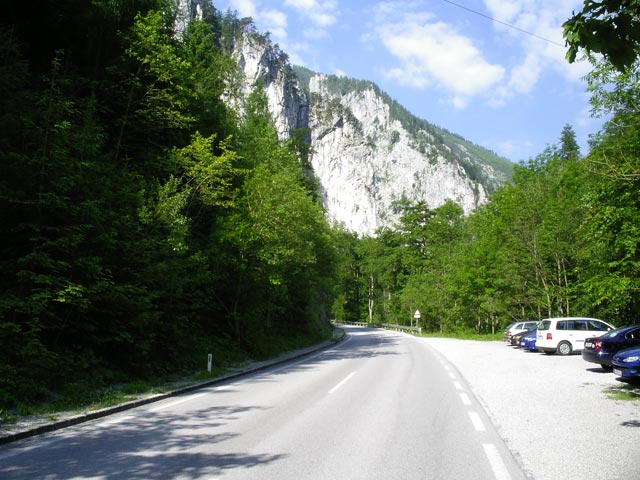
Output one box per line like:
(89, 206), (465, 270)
(211, 0), (602, 163)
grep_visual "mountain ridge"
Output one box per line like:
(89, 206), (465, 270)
(293, 65), (513, 186)
(228, 17), (513, 236)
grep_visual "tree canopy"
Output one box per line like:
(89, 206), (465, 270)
(564, 0), (640, 71)
(0, 1), (338, 409)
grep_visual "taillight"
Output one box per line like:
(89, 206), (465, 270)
(546, 333), (553, 340)
(595, 339), (601, 351)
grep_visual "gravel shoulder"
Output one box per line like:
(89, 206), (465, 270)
(422, 337), (640, 480)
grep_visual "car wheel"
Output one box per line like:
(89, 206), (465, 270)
(557, 341), (572, 356)
(600, 364), (613, 372)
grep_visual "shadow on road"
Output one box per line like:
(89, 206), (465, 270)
(0, 405), (286, 479)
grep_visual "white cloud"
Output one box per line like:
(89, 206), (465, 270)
(285, 0), (316, 8)
(284, 0), (337, 27)
(483, 0), (521, 24)
(482, 0), (590, 91)
(451, 96), (469, 109)
(376, 20), (505, 105)
(262, 9), (288, 41)
(226, 0), (258, 18)
(309, 11), (335, 27)
(283, 40), (310, 65)
(508, 53), (542, 94)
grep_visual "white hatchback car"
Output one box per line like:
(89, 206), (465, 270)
(503, 321), (539, 343)
(536, 317), (615, 355)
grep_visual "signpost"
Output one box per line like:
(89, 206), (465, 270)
(413, 309), (421, 328)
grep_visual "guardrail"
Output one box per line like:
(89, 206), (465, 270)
(334, 321), (422, 335)
(384, 323), (422, 335)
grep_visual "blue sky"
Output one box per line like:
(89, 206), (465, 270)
(212, 0), (601, 163)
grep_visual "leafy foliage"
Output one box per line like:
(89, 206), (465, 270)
(564, 0), (640, 71)
(334, 117), (640, 333)
(0, 1), (337, 408)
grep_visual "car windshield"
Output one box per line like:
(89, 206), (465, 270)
(538, 320), (551, 331)
(587, 320), (610, 331)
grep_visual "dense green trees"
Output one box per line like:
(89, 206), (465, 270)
(335, 115), (639, 333)
(0, 2), (337, 408)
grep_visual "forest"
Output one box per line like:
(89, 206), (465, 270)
(1, 0), (639, 411)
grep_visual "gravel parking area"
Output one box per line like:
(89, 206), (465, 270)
(422, 337), (640, 480)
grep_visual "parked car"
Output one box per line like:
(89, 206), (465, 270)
(511, 327), (536, 346)
(582, 324), (640, 371)
(504, 321), (538, 344)
(612, 346), (640, 380)
(502, 322), (517, 342)
(518, 329), (537, 348)
(536, 317), (615, 355)
(522, 332), (537, 351)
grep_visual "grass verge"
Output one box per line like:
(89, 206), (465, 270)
(605, 382), (640, 401)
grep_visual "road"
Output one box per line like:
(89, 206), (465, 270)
(424, 335), (640, 480)
(0, 327), (527, 479)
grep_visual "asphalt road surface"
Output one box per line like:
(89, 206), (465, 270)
(0, 327), (527, 479)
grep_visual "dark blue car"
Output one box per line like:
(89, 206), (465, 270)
(581, 324), (640, 371)
(522, 331), (537, 351)
(516, 328), (536, 348)
(612, 346), (640, 380)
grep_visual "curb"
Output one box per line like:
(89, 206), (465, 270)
(0, 330), (346, 445)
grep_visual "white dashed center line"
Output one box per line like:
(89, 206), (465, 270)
(483, 443), (512, 480)
(329, 372), (356, 394)
(468, 411), (486, 431)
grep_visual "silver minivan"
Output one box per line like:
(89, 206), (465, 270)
(536, 317), (615, 355)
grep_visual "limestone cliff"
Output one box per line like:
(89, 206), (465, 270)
(230, 26), (512, 236)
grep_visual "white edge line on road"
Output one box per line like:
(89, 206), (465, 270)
(483, 443), (512, 480)
(468, 411), (486, 431)
(329, 372), (356, 394)
(460, 393), (472, 406)
(453, 381), (463, 390)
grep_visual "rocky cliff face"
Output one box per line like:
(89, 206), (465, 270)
(231, 29), (510, 236)
(233, 33), (309, 140)
(305, 74), (490, 235)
